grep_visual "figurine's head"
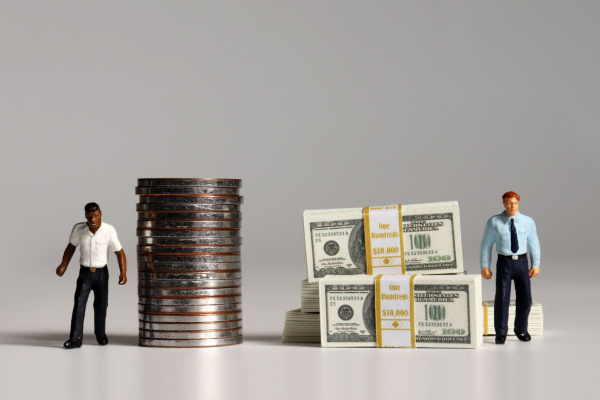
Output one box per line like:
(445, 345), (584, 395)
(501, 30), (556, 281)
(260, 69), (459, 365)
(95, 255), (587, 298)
(502, 191), (520, 217)
(84, 202), (102, 231)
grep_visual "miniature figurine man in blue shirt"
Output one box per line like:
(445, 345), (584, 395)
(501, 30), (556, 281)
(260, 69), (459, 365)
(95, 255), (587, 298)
(480, 191), (540, 344)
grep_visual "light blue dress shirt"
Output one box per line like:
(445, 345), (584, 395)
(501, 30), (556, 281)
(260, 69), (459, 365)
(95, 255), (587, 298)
(480, 211), (540, 270)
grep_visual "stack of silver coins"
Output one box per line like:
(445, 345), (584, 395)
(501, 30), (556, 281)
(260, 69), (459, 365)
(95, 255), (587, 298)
(136, 178), (243, 348)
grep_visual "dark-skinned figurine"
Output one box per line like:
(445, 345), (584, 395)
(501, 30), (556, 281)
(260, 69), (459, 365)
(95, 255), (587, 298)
(480, 191), (540, 345)
(56, 202), (127, 349)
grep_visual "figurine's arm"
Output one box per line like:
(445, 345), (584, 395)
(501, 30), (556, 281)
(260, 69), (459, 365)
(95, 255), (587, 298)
(480, 218), (496, 280)
(56, 243), (76, 277)
(528, 219), (541, 278)
(115, 249), (127, 285)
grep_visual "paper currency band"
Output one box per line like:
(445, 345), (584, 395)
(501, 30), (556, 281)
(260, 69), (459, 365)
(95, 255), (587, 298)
(375, 274), (417, 348)
(482, 302), (488, 336)
(375, 274), (383, 348)
(364, 204), (405, 275)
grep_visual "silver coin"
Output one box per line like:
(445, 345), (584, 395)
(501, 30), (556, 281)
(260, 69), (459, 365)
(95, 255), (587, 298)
(138, 287), (242, 297)
(138, 303), (241, 313)
(137, 254), (241, 263)
(136, 186), (240, 195)
(139, 312), (242, 323)
(137, 229), (241, 238)
(138, 271), (242, 280)
(139, 296), (241, 306)
(140, 309), (241, 316)
(137, 220), (241, 229)
(139, 336), (243, 348)
(137, 203), (241, 212)
(137, 211), (242, 220)
(138, 279), (241, 288)
(137, 245), (241, 254)
(137, 179), (242, 188)
(138, 195), (243, 205)
(137, 262), (241, 271)
(137, 252), (241, 259)
(138, 237), (242, 245)
(140, 328), (242, 340)
(139, 320), (242, 331)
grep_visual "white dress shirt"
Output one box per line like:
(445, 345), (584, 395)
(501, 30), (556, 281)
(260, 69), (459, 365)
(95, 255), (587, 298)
(69, 222), (122, 268)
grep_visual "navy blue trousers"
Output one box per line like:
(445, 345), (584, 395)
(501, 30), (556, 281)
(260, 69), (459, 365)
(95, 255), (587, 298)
(494, 256), (532, 336)
(69, 266), (109, 340)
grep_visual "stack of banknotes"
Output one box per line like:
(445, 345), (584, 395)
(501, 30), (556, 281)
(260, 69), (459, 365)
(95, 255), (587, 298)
(483, 300), (543, 336)
(284, 201), (490, 348)
(136, 178), (243, 348)
(285, 288), (543, 343)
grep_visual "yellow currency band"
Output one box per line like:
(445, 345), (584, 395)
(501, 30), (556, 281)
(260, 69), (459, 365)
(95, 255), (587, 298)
(375, 274), (383, 348)
(410, 274), (416, 348)
(399, 205), (405, 274)
(364, 204), (405, 275)
(482, 302), (488, 336)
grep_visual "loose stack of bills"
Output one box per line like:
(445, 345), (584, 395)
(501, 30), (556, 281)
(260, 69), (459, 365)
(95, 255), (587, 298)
(300, 280), (319, 313)
(483, 300), (543, 336)
(282, 309), (320, 344)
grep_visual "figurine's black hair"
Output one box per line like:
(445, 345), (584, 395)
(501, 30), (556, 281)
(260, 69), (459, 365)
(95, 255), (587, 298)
(84, 202), (101, 213)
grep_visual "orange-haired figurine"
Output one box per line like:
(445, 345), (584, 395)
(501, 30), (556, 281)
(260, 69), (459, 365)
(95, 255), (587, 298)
(480, 192), (540, 344)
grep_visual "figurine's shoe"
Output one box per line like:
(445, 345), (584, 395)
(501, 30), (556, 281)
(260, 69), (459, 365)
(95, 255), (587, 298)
(495, 335), (506, 345)
(514, 331), (531, 342)
(96, 334), (109, 346)
(64, 338), (83, 349)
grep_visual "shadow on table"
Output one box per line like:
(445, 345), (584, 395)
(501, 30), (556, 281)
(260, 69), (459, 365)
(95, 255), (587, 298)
(0, 331), (138, 348)
(1, 332), (319, 348)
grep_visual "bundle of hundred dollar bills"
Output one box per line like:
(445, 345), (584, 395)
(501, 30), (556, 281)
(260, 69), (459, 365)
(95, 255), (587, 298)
(303, 201), (463, 282)
(320, 274), (483, 348)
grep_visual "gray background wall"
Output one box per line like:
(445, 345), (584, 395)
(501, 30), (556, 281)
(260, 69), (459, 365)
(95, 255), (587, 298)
(1, 2), (599, 399)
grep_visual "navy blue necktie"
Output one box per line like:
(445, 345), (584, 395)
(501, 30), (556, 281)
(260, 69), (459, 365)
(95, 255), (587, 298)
(510, 218), (519, 254)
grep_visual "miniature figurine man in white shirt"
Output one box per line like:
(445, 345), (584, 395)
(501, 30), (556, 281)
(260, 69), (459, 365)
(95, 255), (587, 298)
(56, 202), (127, 349)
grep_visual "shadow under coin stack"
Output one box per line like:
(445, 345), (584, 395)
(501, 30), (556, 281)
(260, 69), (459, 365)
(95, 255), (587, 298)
(136, 178), (243, 348)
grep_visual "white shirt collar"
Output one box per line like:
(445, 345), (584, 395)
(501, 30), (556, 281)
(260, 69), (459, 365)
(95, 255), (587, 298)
(85, 222), (104, 235)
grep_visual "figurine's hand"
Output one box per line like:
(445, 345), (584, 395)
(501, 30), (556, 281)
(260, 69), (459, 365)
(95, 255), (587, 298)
(481, 268), (492, 280)
(529, 267), (540, 278)
(56, 264), (67, 277)
(119, 274), (127, 285)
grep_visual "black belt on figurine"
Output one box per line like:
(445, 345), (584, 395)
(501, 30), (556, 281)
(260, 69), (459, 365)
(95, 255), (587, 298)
(498, 253), (528, 261)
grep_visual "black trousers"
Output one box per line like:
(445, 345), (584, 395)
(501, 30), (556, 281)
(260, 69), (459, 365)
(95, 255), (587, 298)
(69, 265), (109, 340)
(494, 256), (532, 336)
